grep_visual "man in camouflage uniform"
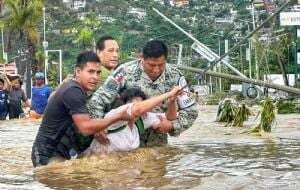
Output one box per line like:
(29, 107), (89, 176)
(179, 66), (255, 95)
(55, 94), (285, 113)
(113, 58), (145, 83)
(88, 40), (198, 146)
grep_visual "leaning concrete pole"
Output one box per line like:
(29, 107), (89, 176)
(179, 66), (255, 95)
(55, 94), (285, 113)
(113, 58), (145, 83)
(178, 65), (300, 96)
(153, 1), (300, 96)
(153, 8), (247, 78)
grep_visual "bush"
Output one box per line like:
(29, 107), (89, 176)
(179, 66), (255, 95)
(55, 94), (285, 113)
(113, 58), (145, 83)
(277, 100), (300, 114)
(205, 92), (227, 105)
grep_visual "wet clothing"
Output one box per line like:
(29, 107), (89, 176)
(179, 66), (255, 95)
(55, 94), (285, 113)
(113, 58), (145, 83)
(31, 80), (93, 167)
(8, 89), (27, 119)
(0, 89), (9, 120)
(31, 85), (52, 114)
(88, 60), (198, 147)
(86, 103), (163, 154)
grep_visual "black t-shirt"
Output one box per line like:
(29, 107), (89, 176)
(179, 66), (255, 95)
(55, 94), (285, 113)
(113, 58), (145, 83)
(32, 80), (89, 162)
(8, 89), (27, 117)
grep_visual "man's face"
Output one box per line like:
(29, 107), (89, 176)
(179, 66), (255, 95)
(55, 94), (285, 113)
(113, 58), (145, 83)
(12, 80), (20, 89)
(35, 79), (44, 86)
(97, 40), (119, 71)
(142, 55), (166, 81)
(75, 62), (101, 92)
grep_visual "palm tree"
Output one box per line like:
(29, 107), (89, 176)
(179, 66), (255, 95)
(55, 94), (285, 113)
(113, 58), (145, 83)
(1, 0), (43, 98)
(76, 28), (93, 50)
(75, 13), (101, 50)
(1, 0), (43, 72)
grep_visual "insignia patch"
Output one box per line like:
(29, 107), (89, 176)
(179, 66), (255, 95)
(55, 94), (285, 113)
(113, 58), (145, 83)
(177, 93), (195, 109)
(104, 77), (120, 92)
(113, 66), (126, 86)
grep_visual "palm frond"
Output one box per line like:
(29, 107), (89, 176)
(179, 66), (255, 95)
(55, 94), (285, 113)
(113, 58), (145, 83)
(216, 99), (237, 124)
(251, 97), (276, 134)
(232, 103), (251, 127)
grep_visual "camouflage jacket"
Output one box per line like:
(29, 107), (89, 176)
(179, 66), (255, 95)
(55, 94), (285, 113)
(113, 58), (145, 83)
(87, 60), (198, 146)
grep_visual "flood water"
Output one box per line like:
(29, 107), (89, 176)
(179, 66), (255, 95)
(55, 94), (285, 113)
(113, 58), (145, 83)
(0, 105), (300, 190)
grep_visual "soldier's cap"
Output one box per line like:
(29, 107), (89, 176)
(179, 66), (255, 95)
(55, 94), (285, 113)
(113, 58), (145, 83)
(35, 72), (45, 80)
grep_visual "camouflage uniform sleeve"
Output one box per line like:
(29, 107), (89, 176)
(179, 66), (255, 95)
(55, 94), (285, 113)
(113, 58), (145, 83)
(169, 74), (199, 136)
(169, 104), (198, 136)
(87, 65), (127, 118)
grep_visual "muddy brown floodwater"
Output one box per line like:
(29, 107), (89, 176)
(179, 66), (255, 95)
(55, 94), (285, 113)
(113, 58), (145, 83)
(0, 105), (300, 190)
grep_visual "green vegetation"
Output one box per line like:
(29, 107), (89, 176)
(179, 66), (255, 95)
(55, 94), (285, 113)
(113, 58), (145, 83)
(277, 100), (300, 114)
(251, 97), (276, 133)
(1, 0), (43, 72)
(216, 99), (237, 124)
(205, 92), (227, 105)
(216, 99), (251, 127)
(1, 0), (299, 90)
(232, 103), (251, 127)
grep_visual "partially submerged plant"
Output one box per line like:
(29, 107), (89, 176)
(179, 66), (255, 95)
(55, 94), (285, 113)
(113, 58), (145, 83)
(216, 98), (237, 124)
(232, 103), (251, 127)
(251, 97), (276, 134)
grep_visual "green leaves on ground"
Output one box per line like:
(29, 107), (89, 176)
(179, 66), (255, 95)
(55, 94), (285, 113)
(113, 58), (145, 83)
(217, 99), (251, 128)
(232, 103), (251, 127)
(251, 97), (276, 134)
(217, 99), (237, 124)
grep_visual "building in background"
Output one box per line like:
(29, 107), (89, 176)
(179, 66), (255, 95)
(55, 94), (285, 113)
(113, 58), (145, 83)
(62, 0), (86, 10)
(170, 0), (189, 7)
(0, 62), (18, 75)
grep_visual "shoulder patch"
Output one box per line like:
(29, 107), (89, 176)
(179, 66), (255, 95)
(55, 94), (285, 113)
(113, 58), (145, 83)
(112, 64), (125, 78)
(112, 64), (126, 87)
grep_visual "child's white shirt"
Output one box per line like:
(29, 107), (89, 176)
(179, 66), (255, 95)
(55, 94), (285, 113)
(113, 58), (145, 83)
(86, 103), (164, 154)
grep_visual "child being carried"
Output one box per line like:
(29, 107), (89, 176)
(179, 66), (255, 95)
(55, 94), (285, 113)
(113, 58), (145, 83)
(85, 86), (181, 154)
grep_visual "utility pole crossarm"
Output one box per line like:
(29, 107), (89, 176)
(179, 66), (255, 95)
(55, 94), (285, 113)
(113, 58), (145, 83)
(152, 7), (247, 78)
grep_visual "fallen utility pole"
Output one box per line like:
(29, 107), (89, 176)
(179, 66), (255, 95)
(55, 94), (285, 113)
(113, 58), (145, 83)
(153, 8), (247, 78)
(178, 65), (300, 96)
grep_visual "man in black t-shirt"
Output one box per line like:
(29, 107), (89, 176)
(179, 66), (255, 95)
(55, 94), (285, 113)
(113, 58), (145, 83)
(31, 51), (132, 167)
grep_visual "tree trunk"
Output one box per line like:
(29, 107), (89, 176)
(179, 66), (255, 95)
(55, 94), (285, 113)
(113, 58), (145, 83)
(25, 36), (36, 98)
(276, 53), (289, 86)
(27, 37), (38, 74)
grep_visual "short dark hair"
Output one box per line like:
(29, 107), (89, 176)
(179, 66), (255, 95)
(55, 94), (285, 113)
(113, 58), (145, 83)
(142, 40), (168, 59)
(96, 35), (115, 51)
(120, 87), (147, 103)
(75, 51), (100, 69)
(0, 78), (4, 84)
(111, 88), (147, 108)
